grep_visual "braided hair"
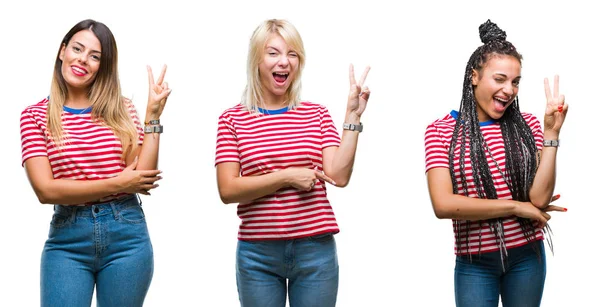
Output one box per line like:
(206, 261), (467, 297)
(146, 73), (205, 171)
(449, 20), (543, 267)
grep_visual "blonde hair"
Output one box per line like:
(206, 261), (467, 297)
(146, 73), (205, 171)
(47, 19), (138, 159)
(242, 19), (305, 112)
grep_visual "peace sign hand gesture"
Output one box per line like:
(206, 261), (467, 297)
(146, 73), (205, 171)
(146, 65), (172, 120)
(346, 64), (371, 119)
(544, 75), (568, 134)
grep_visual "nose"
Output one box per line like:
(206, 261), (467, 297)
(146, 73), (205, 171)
(278, 55), (289, 67)
(77, 53), (88, 64)
(502, 82), (515, 96)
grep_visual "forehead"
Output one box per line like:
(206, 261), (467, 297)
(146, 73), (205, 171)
(69, 29), (101, 52)
(265, 34), (290, 50)
(482, 55), (521, 76)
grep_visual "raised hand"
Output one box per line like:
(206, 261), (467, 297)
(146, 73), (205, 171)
(544, 75), (568, 133)
(146, 65), (172, 121)
(347, 64), (371, 118)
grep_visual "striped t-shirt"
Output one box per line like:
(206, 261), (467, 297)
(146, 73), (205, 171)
(424, 110), (544, 255)
(215, 102), (341, 241)
(20, 97), (144, 204)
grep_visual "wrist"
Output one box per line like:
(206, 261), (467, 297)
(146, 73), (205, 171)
(543, 130), (560, 139)
(509, 200), (521, 216)
(344, 112), (360, 125)
(108, 176), (124, 194)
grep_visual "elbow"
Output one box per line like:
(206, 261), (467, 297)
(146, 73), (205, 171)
(432, 202), (451, 219)
(334, 178), (349, 188)
(218, 188), (236, 205)
(34, 189), (53, 205)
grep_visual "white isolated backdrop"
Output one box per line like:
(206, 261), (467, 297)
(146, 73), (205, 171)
(0, 0), (597, 306)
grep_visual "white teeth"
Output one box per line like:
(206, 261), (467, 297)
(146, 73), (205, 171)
(72, 66), (86, 74)
(273, 72), (288, 76)
(495, 97), (509, 103)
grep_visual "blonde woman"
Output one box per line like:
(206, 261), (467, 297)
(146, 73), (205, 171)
(215, 19), (371, 307)
(20, 19), (171, 307)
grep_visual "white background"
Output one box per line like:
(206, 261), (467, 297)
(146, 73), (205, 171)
(1, 0), (597, 306)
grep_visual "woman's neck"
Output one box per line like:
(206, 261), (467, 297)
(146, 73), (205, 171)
(64, 88), (92, 109)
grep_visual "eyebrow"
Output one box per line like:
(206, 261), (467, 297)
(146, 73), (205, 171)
(73, 41), (101, 54)
(494, 73), (521, 79)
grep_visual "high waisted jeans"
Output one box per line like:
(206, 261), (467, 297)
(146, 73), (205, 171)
(455, 240), (546, 307)
(236, 232), (339, 307)
(41, 194), (153, 307)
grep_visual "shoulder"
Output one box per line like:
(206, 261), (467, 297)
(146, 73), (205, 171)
(21, 97), (49, 120)
(426, 112), (456, 131)
(520, 112), (541, 128)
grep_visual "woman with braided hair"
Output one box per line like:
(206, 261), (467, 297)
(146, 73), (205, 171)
(424, 20), (568, 306)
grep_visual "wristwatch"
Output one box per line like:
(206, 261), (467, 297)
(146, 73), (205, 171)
(542, 140), (559, 147)
(343, 122), (363, 132)
(144, 125), (163, 134)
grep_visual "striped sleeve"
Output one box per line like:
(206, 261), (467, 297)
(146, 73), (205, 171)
(20, 107), (48, 166)
(319, 106), (341, 149)
(424, 123), (449, 172)
(523, 113), (543, 150)
(215, 113), (240, 165)
(125, 99), (144, 145)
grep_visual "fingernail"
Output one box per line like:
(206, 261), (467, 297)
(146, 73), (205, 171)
(558, 105), (563, 113)
(556, 194), (561, 200)
(563, 208), (568, 212)
(332, 181), (337, 186)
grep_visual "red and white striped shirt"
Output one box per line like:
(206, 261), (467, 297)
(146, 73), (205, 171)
(215, 102), (341, 241)
(424, 110), (544, 255)
(20, 97), (144, 203)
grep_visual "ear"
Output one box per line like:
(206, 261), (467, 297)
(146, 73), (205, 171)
(59, 43), (66, 61)
(471, 69), (480, 86)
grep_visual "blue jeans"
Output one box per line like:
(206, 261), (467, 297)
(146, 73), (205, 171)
(41, 195), (153, 307)
(454, 240), (546, 307)
(236, 232), (339, 307)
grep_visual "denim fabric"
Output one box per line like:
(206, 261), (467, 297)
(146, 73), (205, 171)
(236, 232), (339, 307)
(455, 240), (546, 307)
(41, 194), (153, 307)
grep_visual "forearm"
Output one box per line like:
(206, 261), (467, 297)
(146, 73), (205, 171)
(529, 130), (559, 208)
(135, 113), (161, 170)
(219, 171), (289, 204)
(432, 195), (519, 221)
(34, 177), (122, 205)
(327, 112), (360, 186)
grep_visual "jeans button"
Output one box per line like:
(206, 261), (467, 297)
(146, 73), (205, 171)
(94, 207), (100, 213)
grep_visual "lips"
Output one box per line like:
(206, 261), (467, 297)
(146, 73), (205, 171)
(493, 96), (511, 112)
(71, 65), (88, 77)
(272, 72), (288, 85)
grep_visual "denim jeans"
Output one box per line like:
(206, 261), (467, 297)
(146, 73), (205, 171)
(236, 232), (339, 307)
(454, 240), (546, 307)
(41, 194), (153, 307)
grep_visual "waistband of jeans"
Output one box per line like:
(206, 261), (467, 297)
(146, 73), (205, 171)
(53, 194), (140, 217)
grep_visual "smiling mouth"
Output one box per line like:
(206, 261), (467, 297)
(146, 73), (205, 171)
(273, 72), (288, 84)
(71, 66), (88, 76)
(493, 96), (511, 109)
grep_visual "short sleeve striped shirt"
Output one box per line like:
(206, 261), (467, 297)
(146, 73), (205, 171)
(215, 102), (341, 241)
(424, 110), (544, 255)
(20, 97), (144, 204)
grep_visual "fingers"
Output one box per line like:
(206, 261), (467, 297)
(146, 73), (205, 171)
(358, 66), (370, 86)
(314, 171), (337, 186)
(549, 194), (560, 203)
(156, 64), (167, 85)
(147, 65), (155, 86)
(543, 78), (551, 101)
(139, 169), (162, 177)
(349, 64), (356, 87)
(360, 86), (371, 101)
(553, 75), (560, 98)
(543, 205), (567, 213)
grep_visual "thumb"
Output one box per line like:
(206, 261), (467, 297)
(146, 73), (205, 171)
(126, 156), (139, 170)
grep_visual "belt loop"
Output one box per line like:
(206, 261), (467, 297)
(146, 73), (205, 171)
(70, 206), (77, 222)
(110, 203), (119, 220)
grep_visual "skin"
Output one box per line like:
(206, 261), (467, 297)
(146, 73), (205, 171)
(24, 29), (171, 205)
(426, 55), (568, 228)
(216, 33), (371, 204)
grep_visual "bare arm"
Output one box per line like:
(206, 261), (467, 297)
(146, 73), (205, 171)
(529, 75), (568, 208)
(216, 162), (335, 204)
(24, 156), (161, 205)
(135, 65), (172, 170)
(322, 64), (371, 187)
(426, 167), (560, 228)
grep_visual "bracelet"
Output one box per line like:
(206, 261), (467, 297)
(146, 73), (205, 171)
(144, 125), (163, 134)
(542, 139), (559, 147)
(343, 122), (363, 132)
(144, 119), (160, 125)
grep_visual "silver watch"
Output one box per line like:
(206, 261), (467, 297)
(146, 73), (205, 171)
(542, 139), (559, 147)
(144, 125), (163, 134)
(343, 122), (363, 132)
